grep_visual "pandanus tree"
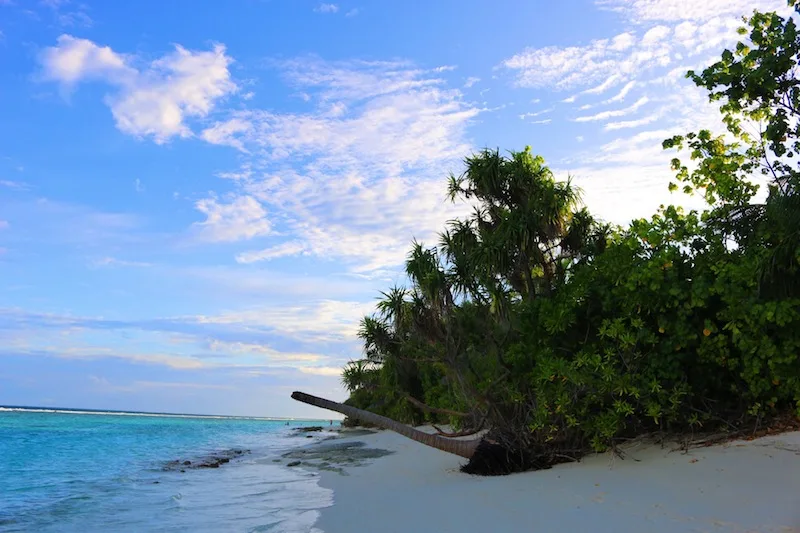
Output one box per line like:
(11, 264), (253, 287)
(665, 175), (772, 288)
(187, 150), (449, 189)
(446, 147), (599, 301)
(295, 148), (604, 475)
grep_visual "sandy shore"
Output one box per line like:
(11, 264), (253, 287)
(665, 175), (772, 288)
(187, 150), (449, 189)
(300, 427), (800, 533)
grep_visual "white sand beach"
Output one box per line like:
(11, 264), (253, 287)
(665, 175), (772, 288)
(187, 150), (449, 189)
(312, 428), (800, 533)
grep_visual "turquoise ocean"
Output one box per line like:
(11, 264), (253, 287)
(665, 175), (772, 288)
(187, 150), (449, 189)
(0, 407), (336, 532)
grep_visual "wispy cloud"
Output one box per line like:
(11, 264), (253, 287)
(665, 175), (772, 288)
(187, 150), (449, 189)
(605, 80), (636, 103)
(40, 35), (237, 143)
(235, 241), (308, 264)
(584, 74), (620, 95)
(89, 375), (235, 393)
(499, 3), (768, 95)
(90, 256), (152, 268)
(198, 57), (479, 272)
(192, 299), (375, 344)
(463, 76), (480, 88)
(40, 0), (93, 28)
(298, 366), (343, 376)
(596, 0), (787, 22)
(0, 303), (368, 371)
(500, 0), (784, 228)
(314, 3), (339, 13)
(0, 180), (30, 191)
(604, 113), (659, 131)
(573, 96), (649, 122)
(192, 195), (271, 243)
(519, 108), (553, 119)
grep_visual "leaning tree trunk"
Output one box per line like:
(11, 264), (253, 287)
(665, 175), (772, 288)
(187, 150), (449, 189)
(291, 391), (480, 459)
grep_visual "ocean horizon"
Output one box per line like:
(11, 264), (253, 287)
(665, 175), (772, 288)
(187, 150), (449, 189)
(1, 406), (338, 532)
(0, 404), (328, 421)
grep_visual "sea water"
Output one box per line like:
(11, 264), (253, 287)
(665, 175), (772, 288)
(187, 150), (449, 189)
(0, 407), (335, 532)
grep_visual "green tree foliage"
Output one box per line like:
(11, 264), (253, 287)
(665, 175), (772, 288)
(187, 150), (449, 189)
(341, 2), (800, 473)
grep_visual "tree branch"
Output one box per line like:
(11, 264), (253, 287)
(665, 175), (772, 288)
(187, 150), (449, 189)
(405, 395), (469, 418)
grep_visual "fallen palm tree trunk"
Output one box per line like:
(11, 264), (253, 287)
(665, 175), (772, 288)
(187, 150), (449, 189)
(291, 391), (480, 458)
(292, 391), (548, 475)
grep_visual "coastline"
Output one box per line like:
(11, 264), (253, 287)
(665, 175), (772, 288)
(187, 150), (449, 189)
(306, 427), (800, 533)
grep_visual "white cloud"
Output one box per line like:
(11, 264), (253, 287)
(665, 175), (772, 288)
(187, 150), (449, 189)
(464, 76), (480, 88)
(501, 31), (672, 89)
(574, 96), (649, 122)
(499, 1), (786, 229)
(610, 32), (636, 51)
(193, 196), (271, 242)
(278, 57), (446, 102)
(596, 0), (787, 22)
(314, 3), (339, 13)
(193, 299), (376, 344)
(40, 35), (133, 85)
(345, 8), (359, 17)
(641, 25), (671, 45)
(0, 220), (9, 230)
(532, 119), (552, 125)
(298, 366), (343, 376)
(201, 117), (252, 152)
(235, 241), (308, 264)
(194, 58), (478, 272)
(605, 80), (636, 103)
(207, 339), (325, 364)
(520, 108), (553, 119)
(499, 5), (763, 92)
(584, 74), (621, 95)
(40, 35), (237, 143)
(91, 256), (152, 268)
(134, 178), (144, 192)
(604, 113), (660, 130)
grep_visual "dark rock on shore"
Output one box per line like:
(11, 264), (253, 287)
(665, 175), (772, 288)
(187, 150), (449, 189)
(280, 440), (394, 475)
(294, 426), (324, 433)
(163, 448), (250, 472)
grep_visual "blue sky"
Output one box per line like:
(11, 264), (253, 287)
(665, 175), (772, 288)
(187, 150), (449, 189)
(0, 0), (787, 417)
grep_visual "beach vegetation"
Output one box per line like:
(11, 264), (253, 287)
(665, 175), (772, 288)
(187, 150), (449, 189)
(296, 1), (800, 475)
